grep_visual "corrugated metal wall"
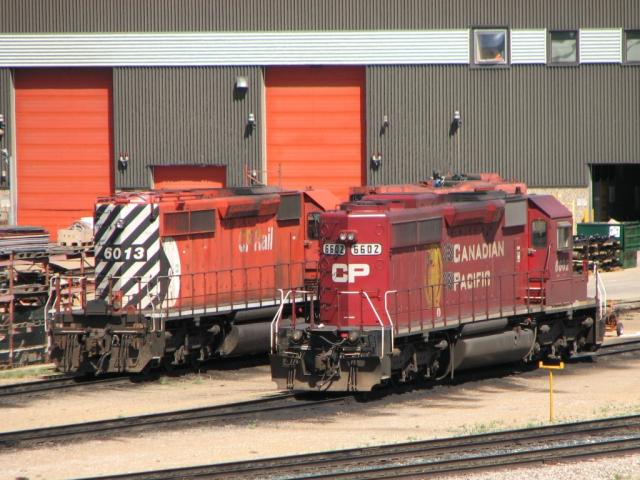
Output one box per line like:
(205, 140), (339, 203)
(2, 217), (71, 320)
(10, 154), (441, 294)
(366, 65), (640, 187)
(113, 67), (262, 189)
(1, 0), (639, 32)
(0, 70), (10, 156)
(2, 1), (639, 189)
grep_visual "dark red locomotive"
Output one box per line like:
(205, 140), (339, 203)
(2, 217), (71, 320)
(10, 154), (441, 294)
(271, 179), (602, 391)
(49, 186), (339, 375)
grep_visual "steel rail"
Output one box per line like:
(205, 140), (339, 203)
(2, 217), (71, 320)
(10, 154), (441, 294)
(310, 435), (640, 479)
(0, 392), (347, 449)
(597, 337), (640, 356)
(0, 376), (132, 399)
(80, 414), (640, 480)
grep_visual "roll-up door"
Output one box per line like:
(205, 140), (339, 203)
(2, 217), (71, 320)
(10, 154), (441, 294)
(153, 165), (226, 189)
(15, 69), (113, 239)
(266, 67), (365, 201)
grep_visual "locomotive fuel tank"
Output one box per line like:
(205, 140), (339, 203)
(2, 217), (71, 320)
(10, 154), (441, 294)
(452, 328), (535, 371)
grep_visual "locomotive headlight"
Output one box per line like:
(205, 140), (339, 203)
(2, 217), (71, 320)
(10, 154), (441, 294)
(347, 330), (360, 344)
(290, 329), (304, 343)
(338, 232), (348, 242)
(347, 232), (356, 242)
(116, 218), (125, 229)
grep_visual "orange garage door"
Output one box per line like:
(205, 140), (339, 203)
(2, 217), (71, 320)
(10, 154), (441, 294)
(153, 165), (226, 189)
(15, 69), (113, 239)
(266, 67), (365, 201)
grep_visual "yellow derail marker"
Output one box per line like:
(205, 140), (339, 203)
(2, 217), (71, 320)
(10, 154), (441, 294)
(538, 361), (565, 422)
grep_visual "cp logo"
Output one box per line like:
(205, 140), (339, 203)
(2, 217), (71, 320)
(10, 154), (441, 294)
(331, 263), (370, 283)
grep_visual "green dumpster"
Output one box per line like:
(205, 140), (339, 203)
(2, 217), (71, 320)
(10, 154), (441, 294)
(577, 222), (640, 269)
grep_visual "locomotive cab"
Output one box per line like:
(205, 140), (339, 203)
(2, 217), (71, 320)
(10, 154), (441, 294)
(525, 195), (587, 306)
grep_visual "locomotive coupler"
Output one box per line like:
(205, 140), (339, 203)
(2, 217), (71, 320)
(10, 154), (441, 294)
(283, 352), (302, 390)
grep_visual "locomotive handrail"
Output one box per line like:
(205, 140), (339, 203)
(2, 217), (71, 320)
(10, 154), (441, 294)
(53, 261), (313, 319)
(383, 290), (397, 351)
(594, 265), (607, 320)
(338, 290), (387, 358)
(270, 289), (292, 354)
(43, 275), (59, 351)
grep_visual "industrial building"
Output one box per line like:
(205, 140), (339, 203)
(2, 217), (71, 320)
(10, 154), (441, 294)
(0, 0), (638, 236)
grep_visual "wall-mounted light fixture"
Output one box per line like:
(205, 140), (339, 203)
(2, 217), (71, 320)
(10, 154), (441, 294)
(235, 76), (249, 91)
(370, 152), (382, 169)
(0, 114), (5, 141)
(449, 110), (462, 137)
(118, 152), (130, 169)
(453, 110), (461, 127)
(382, 114), (389, 128)
(247, 112), (256, 128)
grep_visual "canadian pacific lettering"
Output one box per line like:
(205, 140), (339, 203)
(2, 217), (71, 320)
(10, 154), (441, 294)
(449, 241), (505, 291)
(452, 241), (505, 263)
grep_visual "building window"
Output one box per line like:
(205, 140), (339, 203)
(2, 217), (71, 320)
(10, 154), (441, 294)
(473, 29), (508, 65)
(625, 30), (640, 63)
(549, 30), (578, 64)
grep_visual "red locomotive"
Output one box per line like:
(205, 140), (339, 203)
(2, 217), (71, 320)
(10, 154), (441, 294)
(270, 177), (603, 391)
(49, 186), (339, 375)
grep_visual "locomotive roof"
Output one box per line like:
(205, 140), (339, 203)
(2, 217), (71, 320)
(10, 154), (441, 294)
(529, 194), (572, 219)
(96, 185), (302, 205)
(349, 173), (527, 198)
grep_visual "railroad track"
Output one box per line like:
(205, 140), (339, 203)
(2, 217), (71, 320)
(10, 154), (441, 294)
(0, 375), (132, 399)
(85, 414), (640, 479)
(0, 354), (270, 401)
(0, 392), (348, 449)
(597, 336), (640, 356)
(2, 337), (634, 400)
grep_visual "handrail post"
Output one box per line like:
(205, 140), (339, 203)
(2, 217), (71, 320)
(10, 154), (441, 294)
(55, 276), (61, 315)
(383, 290), (397, 351)
(471, 284), (475, 322)
(292, 289), (297, 329)
(485, 276), (489, 320)
(270, 289), (292, 353)
(360, 291), (385, 358)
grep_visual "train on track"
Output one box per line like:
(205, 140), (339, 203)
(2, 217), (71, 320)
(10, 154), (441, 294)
(47, 174), (606, 386)
(48, 186), (339, 374)
(270, 175), (606, 391)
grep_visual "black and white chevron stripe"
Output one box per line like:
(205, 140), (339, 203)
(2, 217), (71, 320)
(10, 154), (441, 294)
(94, 203), (162, 310)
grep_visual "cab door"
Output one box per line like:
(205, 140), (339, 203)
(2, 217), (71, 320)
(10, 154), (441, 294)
(526, 211), (551, 304)
(528, 217), (550, 278)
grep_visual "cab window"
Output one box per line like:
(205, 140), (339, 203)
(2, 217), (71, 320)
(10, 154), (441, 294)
(531, 220), (547, 248)
(557, 222), (572, 251)
(307, 212), (321, 240)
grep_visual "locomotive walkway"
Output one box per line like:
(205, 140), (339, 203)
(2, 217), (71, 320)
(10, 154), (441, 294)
(77, 414), (640, 479)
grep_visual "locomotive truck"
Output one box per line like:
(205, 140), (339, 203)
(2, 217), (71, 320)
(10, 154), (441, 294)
(48, 186), (339, 375)
(270, 183), (604, 391)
